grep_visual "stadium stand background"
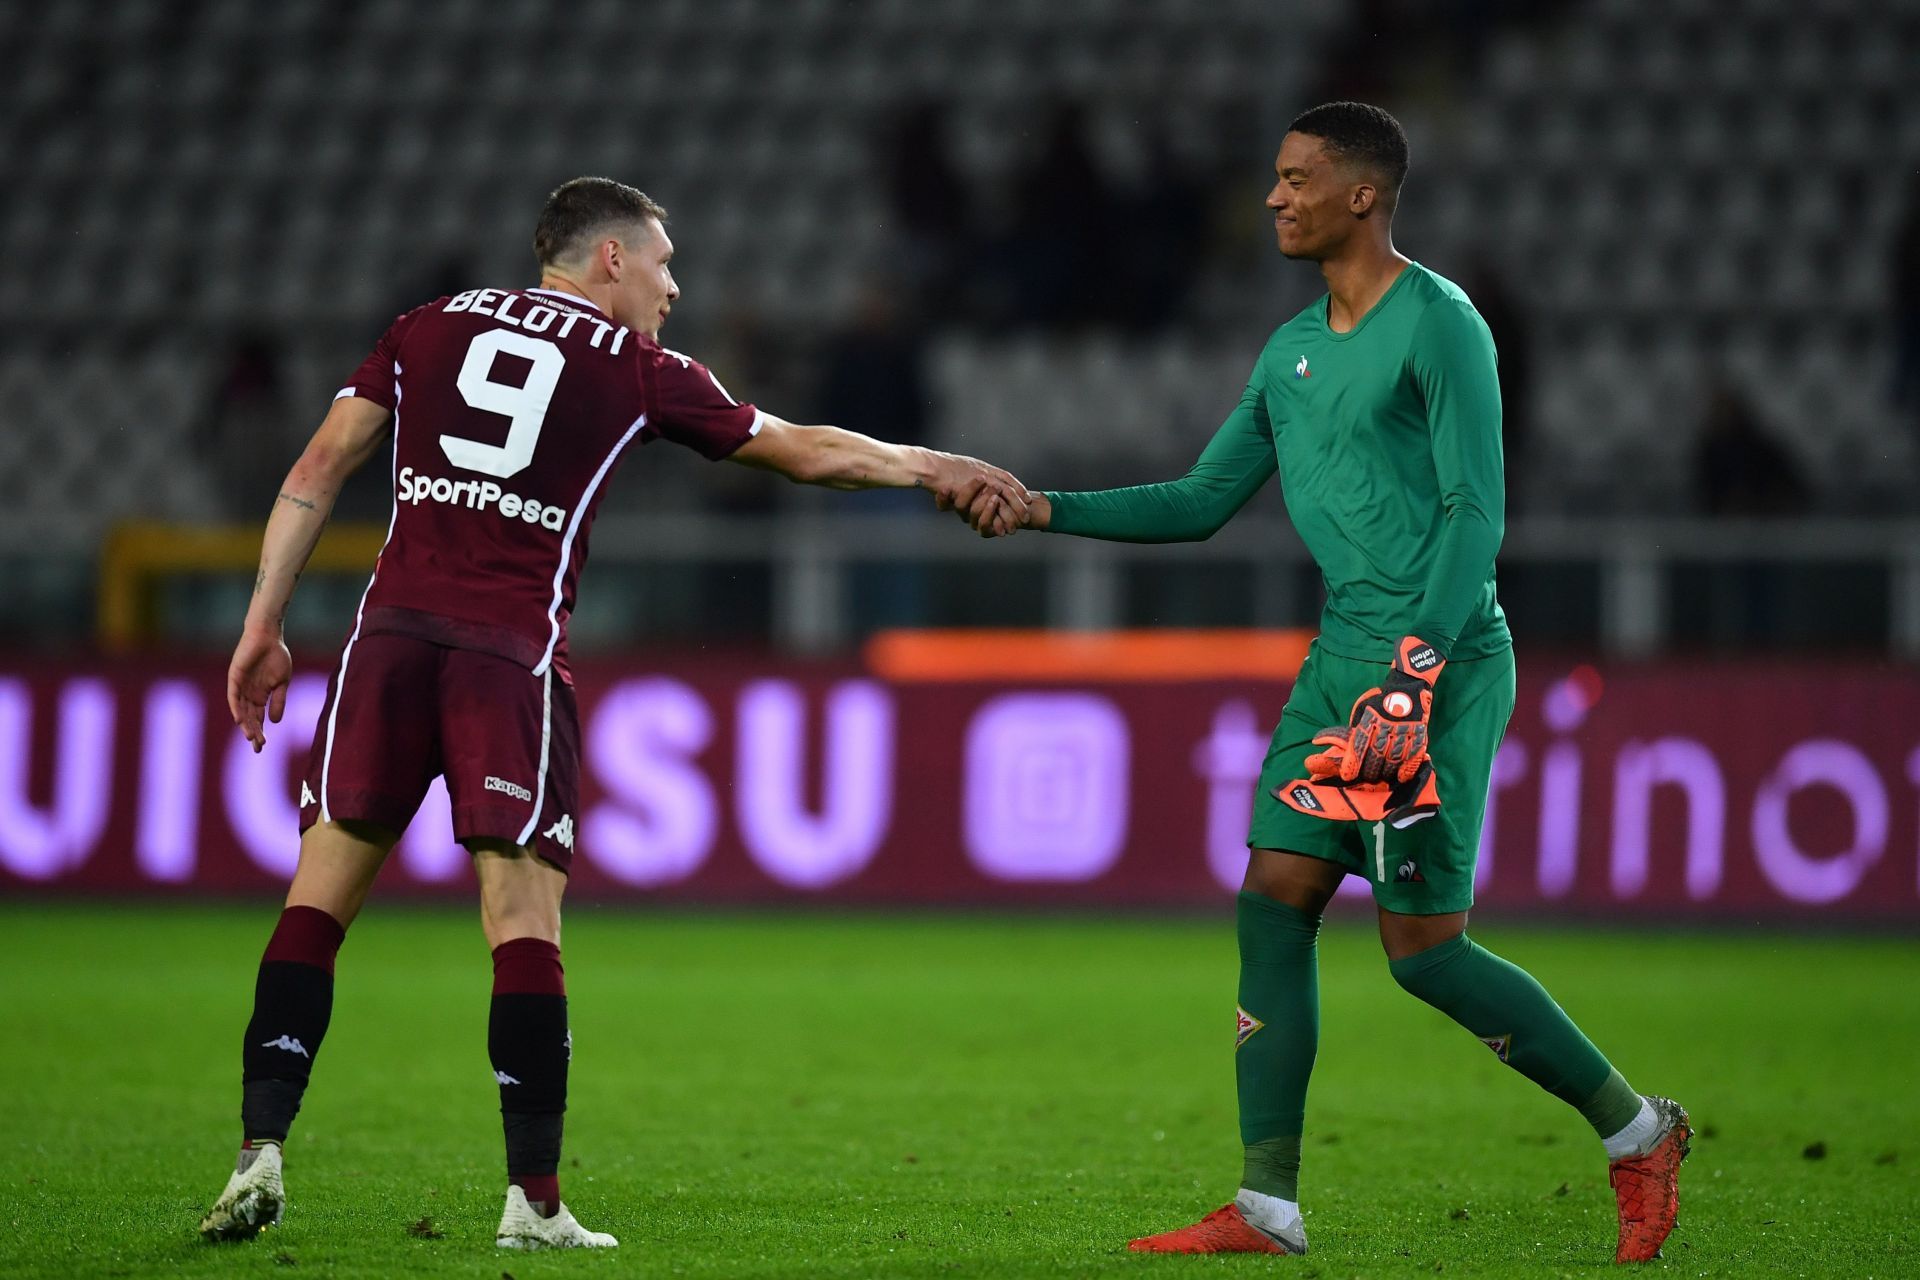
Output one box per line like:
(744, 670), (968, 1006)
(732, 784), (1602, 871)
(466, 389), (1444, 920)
(2, 0), (1914, 654)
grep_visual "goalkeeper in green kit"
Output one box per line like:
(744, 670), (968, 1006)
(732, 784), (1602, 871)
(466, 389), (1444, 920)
(953, 103), (1688, 1264)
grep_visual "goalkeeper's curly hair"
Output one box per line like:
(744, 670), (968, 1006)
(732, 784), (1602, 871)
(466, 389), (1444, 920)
(1287, 102), (1410, 214)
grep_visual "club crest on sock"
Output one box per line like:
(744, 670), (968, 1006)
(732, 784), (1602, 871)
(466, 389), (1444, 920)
(1479, 1033), (1512, 1063)
(1235, 1005), (1265, 1049)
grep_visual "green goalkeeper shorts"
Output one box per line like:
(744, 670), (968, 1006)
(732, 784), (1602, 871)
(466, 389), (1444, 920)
(1247, 641), (1516, 915)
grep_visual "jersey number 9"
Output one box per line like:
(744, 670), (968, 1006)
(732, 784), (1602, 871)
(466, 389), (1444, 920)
(441, 330), (566, 480)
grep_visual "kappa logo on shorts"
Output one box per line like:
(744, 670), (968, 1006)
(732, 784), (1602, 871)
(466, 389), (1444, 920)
(1480, 1033), (1513, 1063)
(1235, 1005), (1265, 1049)
(494, 1069), (521, 1086)
(485, 775), (533, 802)
(542, 814), (575, 850)
(299, 781), (316, 808)
(261, 1035), (310, 1058)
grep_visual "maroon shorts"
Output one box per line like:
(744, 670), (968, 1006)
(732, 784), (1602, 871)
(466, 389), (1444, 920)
(298, 633), (580, 872)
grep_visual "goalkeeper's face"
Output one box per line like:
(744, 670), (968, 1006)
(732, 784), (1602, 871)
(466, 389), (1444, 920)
(1266, 133), (1359, 262)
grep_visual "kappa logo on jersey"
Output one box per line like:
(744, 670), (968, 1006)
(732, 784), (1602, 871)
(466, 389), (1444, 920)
(1295, 355), (1311, 379)
(542, 814), (576, 850)
(485, 775), (533, 802)
(397, 466), (568, 531)
(1235, 1005), (1265, 1049)
(299, 781), (316, 808)
(261, 1035), (310, 1058)
(1480, 1033), (1513, 1063)
(1396, 859), (1424, 883)
(1284, 784), (1323, 813)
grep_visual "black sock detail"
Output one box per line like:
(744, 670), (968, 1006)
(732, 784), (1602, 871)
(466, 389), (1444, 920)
(503, 1113), (566, 1178)
(241, 1081), (305, 1144)
(241, 959), (334, 1142)
(490, 992), (568, 1175)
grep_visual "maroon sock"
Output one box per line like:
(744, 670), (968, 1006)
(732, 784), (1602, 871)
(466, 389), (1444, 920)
(261, 905), (348, 973)
(511, 1172), (561, 1214)
(491, 938), (568, 1218)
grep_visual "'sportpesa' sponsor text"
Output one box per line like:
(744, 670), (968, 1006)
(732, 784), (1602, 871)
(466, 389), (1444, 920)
(397, 466), (567, 530)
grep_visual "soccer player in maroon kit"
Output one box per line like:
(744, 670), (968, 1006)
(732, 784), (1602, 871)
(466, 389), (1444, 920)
(200, 177), (1027, 1250)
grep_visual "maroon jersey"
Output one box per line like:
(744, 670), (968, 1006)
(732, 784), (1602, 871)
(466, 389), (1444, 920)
(336, 286), (759, 680)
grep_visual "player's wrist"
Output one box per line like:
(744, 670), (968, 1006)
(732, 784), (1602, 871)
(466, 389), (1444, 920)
(1391, 635), (1445, 687)
(1025, 491), (1051, 530)
(241, 614), (286, 643)
(909, 447), (959, 493)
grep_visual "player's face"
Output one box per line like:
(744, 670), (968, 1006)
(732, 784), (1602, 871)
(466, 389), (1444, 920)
(612, 219), (679, 337)
(1266, 133), (1354, 261)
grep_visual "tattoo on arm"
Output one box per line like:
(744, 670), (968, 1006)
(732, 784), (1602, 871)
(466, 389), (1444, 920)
(252, 567), (265, 596)
(276, 491), (317, 511)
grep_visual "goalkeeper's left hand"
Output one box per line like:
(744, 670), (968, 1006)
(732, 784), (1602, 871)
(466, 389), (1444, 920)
(1276, 636), (1447, 830)
(1305, 635), (1445, 786)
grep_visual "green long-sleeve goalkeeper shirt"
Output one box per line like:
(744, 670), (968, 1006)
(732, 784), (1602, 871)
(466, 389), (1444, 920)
(1043, 262), (1510, 662)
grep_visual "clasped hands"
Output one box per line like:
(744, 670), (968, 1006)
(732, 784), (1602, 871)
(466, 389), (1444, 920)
(926, 455), (1041, 538)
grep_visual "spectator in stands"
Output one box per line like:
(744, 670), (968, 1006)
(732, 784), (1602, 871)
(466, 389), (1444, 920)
(1311, 0), (1574, 103)
(385, 251), (478, 323)
(818, 281), (935, 627)
(995, 101), (1119, 329)
(820, 283), (932, 451)
(694, 303), (791, 515)
(1892, 171), (1920, 433)
(197, 334), (295, 521)
(878, 101), (972, 319)
(1462, 255), (1533, 512)
(1108, 126), (1209, 334)
(1690, 376), (1810, 516)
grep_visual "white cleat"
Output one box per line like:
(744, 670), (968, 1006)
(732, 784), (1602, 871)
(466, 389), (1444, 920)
(199, 1143), (285, 1241)
(495, 1185), (618, 1251)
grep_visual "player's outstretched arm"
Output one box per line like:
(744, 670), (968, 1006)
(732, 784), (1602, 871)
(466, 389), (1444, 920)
(729, 414), (1028, 535)
(228, 395), (392, 753)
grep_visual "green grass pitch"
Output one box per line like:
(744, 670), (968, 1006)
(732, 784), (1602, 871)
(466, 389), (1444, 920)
(1, 904), (1915, 1278)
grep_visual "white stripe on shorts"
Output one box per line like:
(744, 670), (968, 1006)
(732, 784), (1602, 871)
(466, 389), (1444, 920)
(516, 666), (554, 847)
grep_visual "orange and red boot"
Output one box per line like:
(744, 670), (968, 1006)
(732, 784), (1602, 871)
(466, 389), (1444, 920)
(1127, 1201), (1306, 1255)
(1609, 1095), (1691, 1263)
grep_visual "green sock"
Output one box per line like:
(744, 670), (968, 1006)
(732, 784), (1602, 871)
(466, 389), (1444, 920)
(1388, 934), (1643, 1138)
(1235, 891), (1319, 1201)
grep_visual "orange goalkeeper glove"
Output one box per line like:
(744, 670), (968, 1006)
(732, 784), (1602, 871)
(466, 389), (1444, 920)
(1306, 635), (1444, 786)
(1273, 758), (1441, 829)
(1276, 636), (1447, 829)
